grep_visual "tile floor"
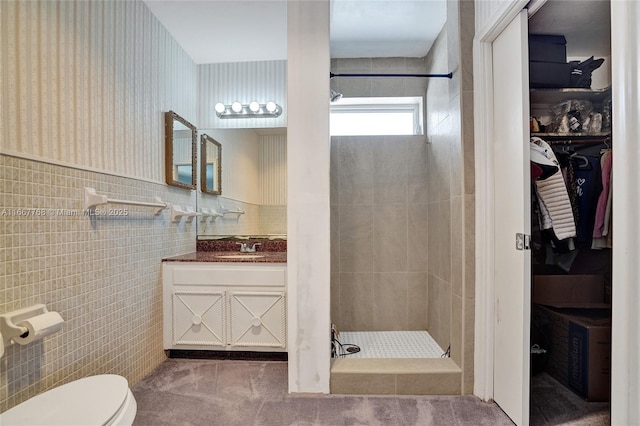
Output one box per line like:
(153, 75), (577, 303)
(337, 331), (444, 358)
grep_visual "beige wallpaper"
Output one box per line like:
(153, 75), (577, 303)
(259, 134), (287, 205)
(198, 60), (287, 129)
(0, 0), (198, 180)
(0, 0), (198, 411)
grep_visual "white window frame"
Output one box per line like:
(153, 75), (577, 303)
(330, 96), (424, 136)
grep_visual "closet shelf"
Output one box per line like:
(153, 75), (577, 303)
(531, 132), (611, 139)
(530, 86), (611, 106)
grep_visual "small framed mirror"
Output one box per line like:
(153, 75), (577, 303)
(201, 134), (222, 195)
(165, 111), (197, 190)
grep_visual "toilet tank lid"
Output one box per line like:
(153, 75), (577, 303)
(0, 374), (129, 426)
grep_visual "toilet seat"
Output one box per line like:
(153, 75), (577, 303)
(0, 374), (136, 426)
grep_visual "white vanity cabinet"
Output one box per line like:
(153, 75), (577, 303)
(162, 262), (287, 352)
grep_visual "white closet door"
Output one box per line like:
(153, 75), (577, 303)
(491, 10), (532, 426)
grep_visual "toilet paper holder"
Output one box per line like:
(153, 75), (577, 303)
(0, 304), (63, 354)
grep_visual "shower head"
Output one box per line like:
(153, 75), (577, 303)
(330, 89), (343, 103)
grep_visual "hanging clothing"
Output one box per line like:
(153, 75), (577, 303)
(530, 137), (577, 240)
(604, 165), (613, 243)
(573, 154), (602, 248)
(592, 150), (612, 237)
(555, 152), (580, 225)
(591, 149), (613, 249)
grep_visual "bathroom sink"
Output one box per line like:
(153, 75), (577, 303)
(214, 254), (265, 259)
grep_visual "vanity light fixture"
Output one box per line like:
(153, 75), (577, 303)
(214, 101), (283, 119)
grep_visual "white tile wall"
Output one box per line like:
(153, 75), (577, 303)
(259, 205), (287, 235)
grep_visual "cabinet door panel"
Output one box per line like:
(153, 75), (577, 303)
(172, 290), (226, 346)
(229, 291), (286, 348)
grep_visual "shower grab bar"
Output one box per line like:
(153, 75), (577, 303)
(84, 187), (168, 215)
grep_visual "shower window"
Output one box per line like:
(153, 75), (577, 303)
(330, 96), (424, 136)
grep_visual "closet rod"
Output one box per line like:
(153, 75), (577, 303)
(547, 138), (611, 145)
(330, 72), (453, 79)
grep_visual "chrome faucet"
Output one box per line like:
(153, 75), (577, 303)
(246, 243), (261, 253)
(236, 242), (261, 253)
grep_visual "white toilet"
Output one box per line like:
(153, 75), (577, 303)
(0, 374), (137, 426)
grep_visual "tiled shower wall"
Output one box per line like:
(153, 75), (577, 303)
(329, 0), (475, 395)
(0, 0), (197, 411)
(424, 0), (475, 393)
(330, 57), (431, 332)
(330, 135), (429, 331)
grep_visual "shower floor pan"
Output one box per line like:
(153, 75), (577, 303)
(338, 331), (444, 358)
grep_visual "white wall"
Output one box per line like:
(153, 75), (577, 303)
(475, 0), (518, 36)
(611, 2), (640, 424)
(287, 0), (331, 393)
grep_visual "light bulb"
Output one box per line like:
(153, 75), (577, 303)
(214, 103), (226, 114)
(231, 101), (242, 113)
(266, 101), (277, 113)
(249, 101), (260, 112)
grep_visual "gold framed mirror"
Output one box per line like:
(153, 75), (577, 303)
(165, 111), (197, 190)
(200, 134), (222, 195)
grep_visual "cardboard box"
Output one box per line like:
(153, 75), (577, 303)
(530, 61), (572, 88)
(529, 34), (567, 63)
(532, 275), (607, 308)
(533, 305), (611, 401)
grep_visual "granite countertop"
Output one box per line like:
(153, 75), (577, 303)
(165, 238), (287, 263)
(164, 251), (287, 263)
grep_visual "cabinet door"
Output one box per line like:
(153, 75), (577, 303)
(229, 291), (286, 348)
(172, 290), (226, 346)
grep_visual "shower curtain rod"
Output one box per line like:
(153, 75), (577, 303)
(330, 72), (453, 79)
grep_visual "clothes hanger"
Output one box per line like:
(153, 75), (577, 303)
(566, 139), (590, 167)
(570, 152), (590, 167)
